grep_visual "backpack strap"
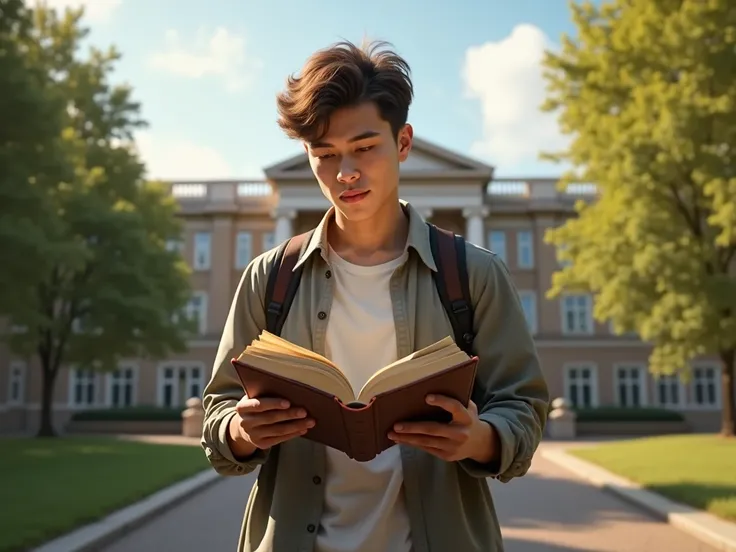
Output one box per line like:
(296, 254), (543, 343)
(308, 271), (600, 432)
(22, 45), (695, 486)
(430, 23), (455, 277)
(264, 230), (314, 336)
(427, 222), (475, 355)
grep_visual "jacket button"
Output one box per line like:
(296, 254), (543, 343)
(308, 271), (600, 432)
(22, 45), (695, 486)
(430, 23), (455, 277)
(313, 476), (322, 484)
(307, 524), (316, 533)
(325, 270), (332, 279)
(318, 311), (327, 320)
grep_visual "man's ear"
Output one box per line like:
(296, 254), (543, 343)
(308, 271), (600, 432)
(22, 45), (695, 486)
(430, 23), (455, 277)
(397, 124), (413, 162)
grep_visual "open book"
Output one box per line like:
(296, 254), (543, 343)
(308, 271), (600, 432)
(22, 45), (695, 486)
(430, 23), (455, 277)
(231, 332), (478, 461)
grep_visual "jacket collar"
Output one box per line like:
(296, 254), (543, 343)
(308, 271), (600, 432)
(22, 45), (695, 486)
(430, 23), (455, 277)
(293, 199), (437, 272)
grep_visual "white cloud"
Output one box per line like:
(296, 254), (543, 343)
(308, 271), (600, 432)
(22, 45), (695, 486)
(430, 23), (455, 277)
(462, 24), (568, 168)
(148, 27), (262, 93)
(133, 132), (238, 181)
(37, 0), (122, 23)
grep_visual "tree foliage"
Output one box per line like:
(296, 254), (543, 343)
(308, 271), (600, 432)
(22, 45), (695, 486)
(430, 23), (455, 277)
(541, 0), (736, 435)
(2, 4), (193, 436)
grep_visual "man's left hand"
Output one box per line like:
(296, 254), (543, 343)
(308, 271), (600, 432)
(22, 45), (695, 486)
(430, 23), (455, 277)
(388, 395), (499, 463)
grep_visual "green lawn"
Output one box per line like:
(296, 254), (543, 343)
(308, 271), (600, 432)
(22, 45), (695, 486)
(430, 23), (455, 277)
(568, 434), (736, 522)
(0, 436), (210, 552)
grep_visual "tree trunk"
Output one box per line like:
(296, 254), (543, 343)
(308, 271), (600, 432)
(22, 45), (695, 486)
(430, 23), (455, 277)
(720, 349), (735, 438)
(37, 366), (58, 437)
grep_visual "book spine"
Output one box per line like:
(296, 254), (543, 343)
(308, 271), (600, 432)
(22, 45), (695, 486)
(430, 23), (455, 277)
(340, 403), (377, 462)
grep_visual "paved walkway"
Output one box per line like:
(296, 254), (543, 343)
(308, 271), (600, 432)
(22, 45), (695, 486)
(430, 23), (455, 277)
(101, 442), (717, 552)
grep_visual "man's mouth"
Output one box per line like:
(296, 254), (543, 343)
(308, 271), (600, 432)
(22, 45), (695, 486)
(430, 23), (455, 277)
(339, 189), (370, 203)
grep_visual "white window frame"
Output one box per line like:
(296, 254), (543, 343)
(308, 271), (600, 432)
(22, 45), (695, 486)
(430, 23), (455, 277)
(166, 238), (184, 254)
(156, 362), (206, 408)
(516, 230), (534, 268)
(106, 364), (138, 408)
(185, 291), (208, 335)
(488, 230), (507, 263)
(613, 363), (648, 407)
(67, 368), (103, 409)
(563, 363), (599, 408)
(652, 373), (685, 409)
(517, 291), (538, 334)
(235, 231), (253, 269)
(689, 363), (721, 410)
(7, 361), (27, 406)
(262, 231), (276, 253)
(561, 293), (594, 335)
(193, 231), (211, 271)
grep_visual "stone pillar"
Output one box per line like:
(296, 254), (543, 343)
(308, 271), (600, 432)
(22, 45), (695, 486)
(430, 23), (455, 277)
(182, 397), (204, 438)
(462, 206), (489, 247)
(547, 397), (577, 440)
(273, 209), (296, 245)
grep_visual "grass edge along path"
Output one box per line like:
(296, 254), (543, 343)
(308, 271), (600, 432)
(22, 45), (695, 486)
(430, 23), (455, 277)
(0, 435), (210, 552)
(567, 434), (736, 523)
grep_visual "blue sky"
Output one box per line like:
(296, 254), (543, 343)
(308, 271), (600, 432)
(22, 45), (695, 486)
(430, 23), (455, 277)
(41, 0), (586, 181)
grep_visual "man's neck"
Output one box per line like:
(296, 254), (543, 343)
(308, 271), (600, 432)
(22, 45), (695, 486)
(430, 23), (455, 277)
(328, 199), (408, 266)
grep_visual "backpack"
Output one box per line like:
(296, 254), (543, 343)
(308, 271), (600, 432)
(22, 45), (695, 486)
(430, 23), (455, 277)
(263, 222), (475, 355)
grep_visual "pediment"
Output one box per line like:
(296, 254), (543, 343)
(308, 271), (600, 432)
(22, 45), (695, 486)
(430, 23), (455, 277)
(263, 136), (494, 181)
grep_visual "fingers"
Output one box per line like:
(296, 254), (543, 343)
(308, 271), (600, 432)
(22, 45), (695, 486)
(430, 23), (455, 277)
(236, 396), (291, 416)
(392, 420), (464, 441)
(425, 394), (473, 424)
(234, 396), (316, 449)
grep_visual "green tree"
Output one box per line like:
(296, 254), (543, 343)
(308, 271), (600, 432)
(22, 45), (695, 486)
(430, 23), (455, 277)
(541, 0), (736, 436)
(0, 0), (64, 315)
(4, 5), (193, 437)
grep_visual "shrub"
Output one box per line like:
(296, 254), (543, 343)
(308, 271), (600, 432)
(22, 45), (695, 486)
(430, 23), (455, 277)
(574, 406), (684, 422)
(71, 405), (184, 422)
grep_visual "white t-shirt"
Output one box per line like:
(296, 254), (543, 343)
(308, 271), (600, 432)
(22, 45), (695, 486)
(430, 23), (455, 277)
(314, 246), (413, 552)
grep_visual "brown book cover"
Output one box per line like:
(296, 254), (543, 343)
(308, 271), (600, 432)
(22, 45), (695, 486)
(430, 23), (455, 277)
(231, 332), (478, 462)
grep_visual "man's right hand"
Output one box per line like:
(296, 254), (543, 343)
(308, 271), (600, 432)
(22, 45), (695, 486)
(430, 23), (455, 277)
(227, 396), (315, 458)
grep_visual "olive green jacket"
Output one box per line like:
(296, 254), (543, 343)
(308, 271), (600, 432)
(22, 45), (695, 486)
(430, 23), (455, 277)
(201, 201), (549, 552)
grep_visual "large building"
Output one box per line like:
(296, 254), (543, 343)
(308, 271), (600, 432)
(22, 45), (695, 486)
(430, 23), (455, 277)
(0, 138), (724, 434)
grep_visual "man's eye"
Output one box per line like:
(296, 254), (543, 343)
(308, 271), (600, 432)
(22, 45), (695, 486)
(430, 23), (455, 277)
(357, 146), (373, 153)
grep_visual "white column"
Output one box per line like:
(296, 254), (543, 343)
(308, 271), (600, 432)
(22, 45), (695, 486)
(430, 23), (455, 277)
(463, 206), (489, 247)
(273, 209), (296, 244)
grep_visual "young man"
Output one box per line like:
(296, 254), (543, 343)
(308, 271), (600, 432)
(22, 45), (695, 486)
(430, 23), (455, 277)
(201, 40), (549, 552)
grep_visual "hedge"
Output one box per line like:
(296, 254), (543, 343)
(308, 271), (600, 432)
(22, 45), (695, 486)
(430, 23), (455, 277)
(71, 406), (184, 421)
(574, 406), (685, 422)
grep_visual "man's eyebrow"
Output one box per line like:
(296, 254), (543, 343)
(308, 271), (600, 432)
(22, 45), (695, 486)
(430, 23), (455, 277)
(309, 131), (381, 149)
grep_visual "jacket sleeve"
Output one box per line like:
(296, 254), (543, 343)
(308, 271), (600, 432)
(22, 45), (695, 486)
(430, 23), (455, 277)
(458, 248), (550, 482)
(200, 251), (274, 476)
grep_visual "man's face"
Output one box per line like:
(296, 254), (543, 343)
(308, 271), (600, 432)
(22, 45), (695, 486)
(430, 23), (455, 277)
(305, 101), (412, 222)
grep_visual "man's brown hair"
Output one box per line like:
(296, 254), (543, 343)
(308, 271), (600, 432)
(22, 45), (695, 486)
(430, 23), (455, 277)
(276, 40), (414, 143)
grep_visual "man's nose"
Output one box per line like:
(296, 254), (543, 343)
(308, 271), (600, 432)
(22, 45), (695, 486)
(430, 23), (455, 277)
(337, 161), (359, 184)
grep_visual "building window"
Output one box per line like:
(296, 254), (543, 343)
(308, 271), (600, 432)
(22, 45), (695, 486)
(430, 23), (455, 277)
(561, 294), (593, 335)
(107, 365), (136, 408)
(166, 238), (184, 254)
(157, 363), (205, 408)
(262, 231), (276, 252)
(7, 361), (26, 405)
(185, 292), (208, 335)
(517, 230), (534, 268)
(69, 369), (99, 408)
(193, 231), (211, 270)
(488, 231), (506, 263)
(235, 231), (253, 269)
(614, 364), (646, 407)
(654, 374), (682, 408)
(518, 291), (537, 334)
(691, 365), (720, 409)
(564, 364), (598, 408)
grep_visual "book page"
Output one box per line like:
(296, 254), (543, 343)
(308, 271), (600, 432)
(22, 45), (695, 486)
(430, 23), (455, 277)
(236, 351), (356, 403)
(356, 339), (470, 402)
